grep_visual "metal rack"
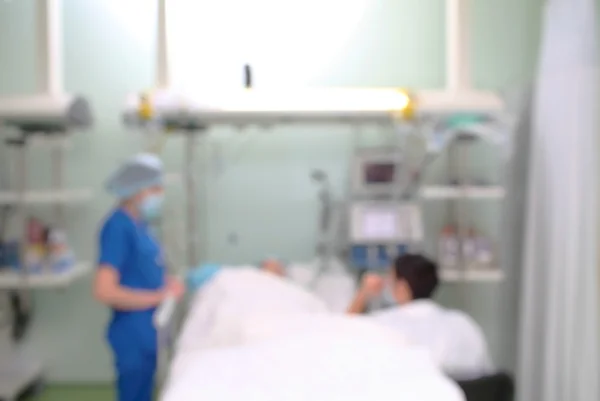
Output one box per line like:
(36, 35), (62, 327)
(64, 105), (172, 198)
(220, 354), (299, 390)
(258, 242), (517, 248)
(0, 134), (92, 401)
(420, 134), (505, 282)
(0, 0), (95, 397)
(0, 134), (92, 286)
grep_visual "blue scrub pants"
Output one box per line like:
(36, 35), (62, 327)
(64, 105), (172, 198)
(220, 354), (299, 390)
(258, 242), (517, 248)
(113, 345), (157, 401)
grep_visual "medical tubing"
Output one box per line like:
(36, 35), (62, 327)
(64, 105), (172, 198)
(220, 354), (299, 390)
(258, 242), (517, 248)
(0, 137), (33, 342)
(0, 138), (18, 244)
(0, 206), (12, 244)
(10, 291), (32, 342)
(147, 127), (173, 155)
(184, 135), (199, 266)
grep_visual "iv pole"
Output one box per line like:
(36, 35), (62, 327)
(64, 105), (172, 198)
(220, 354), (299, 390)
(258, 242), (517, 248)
(154, 0), (201, 269)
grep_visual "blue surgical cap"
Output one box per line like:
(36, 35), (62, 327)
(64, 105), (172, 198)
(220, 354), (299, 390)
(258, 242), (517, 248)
(186, 263), (222, 291)
(105, 153), (164, 199)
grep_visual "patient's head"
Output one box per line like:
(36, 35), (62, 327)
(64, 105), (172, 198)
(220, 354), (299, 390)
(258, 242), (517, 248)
(388, 254), (439, 305)
(260, 258), (286, 277)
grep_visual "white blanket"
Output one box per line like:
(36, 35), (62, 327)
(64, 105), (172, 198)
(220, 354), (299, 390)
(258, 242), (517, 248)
(176, 267), (329, 352)
(164, 315), (465, 401)
(166, 268), (464, 401)
(166, 268), (465, 401)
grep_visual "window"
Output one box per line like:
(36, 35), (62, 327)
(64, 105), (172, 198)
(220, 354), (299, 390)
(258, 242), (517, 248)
(168, 0), (368, 90)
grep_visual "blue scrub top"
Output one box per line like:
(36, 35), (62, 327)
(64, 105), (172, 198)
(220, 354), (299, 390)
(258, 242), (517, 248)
(98, 209), (166, 355)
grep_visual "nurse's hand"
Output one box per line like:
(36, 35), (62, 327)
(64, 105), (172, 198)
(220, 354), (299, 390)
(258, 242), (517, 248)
(166, 277), (186, 300)
(359, 273), (384, 299)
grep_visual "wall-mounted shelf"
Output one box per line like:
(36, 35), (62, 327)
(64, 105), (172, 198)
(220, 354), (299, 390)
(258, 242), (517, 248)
(28, 136), (72, 149)
(0, 262), (91, 290)
(420, 186), (505, 200)
(0, 189), (93, 205)
(439, 268), (504, 282)
(422, 134), (506, 284)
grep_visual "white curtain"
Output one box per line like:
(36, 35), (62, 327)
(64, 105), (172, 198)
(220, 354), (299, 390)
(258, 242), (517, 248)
(518, 0), (599, 401)
(498, 87), (532, 373)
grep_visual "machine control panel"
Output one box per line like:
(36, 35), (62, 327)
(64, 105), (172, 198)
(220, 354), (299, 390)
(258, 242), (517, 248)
(348, 202), (422, 271)
(349, 244), (408, 270)
(349, 202), (423, 244)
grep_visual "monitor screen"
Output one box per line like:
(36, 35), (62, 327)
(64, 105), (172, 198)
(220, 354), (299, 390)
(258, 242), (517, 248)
(363, 163), (395, 184)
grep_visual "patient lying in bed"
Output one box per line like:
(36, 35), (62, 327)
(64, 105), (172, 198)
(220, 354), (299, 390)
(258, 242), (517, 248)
(184, 258), (355, 321)
(178, 266), (329, 352)
(259, 257), (357, 312)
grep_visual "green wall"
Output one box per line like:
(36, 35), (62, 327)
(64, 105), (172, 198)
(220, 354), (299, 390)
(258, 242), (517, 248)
(0, 0), (544, 382)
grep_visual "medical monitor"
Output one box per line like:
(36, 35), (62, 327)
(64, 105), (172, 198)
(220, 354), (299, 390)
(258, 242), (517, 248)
(364, 162), (395, 184)
(352, 148), (403, 196)
(349, 202), (423, 244)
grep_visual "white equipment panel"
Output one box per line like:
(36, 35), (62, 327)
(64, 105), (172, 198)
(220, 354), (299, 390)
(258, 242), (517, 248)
(350, 202), (423, 244)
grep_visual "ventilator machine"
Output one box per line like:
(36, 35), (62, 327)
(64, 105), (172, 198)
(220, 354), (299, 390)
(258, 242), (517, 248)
(347, 148), (423, 271)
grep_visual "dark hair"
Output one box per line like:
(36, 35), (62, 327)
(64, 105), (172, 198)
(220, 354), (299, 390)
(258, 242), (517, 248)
(393, 253), (439, 300)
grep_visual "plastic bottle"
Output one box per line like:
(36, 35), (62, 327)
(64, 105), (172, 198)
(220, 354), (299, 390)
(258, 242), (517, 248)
(475, 233), (494, 267)
(439, 226), (459, 268)
(461, 228), (477, 268)
(47, 229), (75, 273)
(25, 218), (47, 273)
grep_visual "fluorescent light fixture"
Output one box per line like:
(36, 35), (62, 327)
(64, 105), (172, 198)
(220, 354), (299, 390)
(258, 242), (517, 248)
(122, 87), (503, 128)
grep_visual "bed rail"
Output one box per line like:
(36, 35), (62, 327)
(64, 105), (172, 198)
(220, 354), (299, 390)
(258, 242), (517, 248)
(154, 295), (180, 386)
(154, 295), (177, 329)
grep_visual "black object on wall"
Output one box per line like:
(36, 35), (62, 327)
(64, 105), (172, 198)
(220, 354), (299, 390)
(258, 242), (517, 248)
(10, 291), (32, 342)
(244, 64), (253, 89)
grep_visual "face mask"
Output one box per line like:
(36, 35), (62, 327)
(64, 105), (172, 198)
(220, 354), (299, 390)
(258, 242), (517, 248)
(139, 194), (164, 222)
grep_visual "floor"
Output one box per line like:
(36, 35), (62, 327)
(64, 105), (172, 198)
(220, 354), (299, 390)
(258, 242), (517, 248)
(26, 385), (114, 401)
(23, 385), (162, 401)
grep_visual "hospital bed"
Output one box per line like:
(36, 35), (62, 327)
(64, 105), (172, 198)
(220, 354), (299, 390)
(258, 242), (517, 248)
(153, 268), (467, 401)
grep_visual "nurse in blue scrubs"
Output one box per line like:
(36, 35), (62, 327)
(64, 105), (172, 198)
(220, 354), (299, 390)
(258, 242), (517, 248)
(93, 153), (185, 401)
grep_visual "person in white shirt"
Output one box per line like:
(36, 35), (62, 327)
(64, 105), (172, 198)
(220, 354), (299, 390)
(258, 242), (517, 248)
(347, 253), (494, 380)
